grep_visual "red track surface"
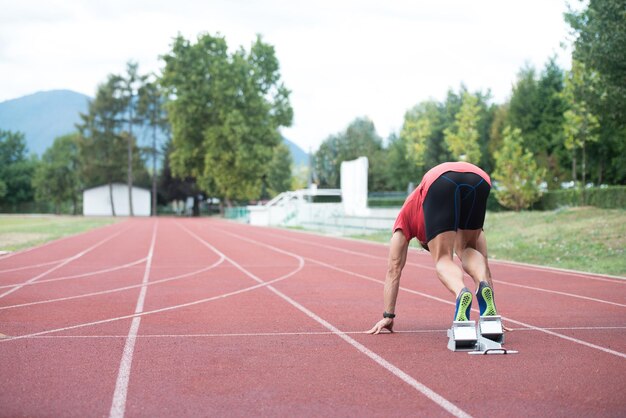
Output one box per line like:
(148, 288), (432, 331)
(1, 217), (624, 417)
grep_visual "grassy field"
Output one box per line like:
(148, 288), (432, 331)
(0, 215), (118, 253)
(350, 207), (626, 277)
(1, 209), (624, 276)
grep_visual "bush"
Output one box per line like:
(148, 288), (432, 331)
(533, 186), (626, 210)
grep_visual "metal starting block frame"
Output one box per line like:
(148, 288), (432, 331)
(447, 316), (518, 355)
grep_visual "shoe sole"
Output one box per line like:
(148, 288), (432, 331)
(480, 287), (497, 316)
(455, 292), (472, 321)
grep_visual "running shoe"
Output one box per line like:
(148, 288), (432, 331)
(476, 281), (497, 316)
(453, 288), (472, 321)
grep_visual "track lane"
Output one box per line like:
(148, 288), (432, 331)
(1, 218), (624, 417)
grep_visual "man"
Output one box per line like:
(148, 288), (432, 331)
(367, 161), (499, 334)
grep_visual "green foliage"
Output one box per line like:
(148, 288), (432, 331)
(566, 0), (626, 128)
(383, 133), (422, 192)
(493, 127), (546, 211)
(0, 130), (37, 205)
(562, 60), (600, 186)
(443, 92), (482, 163)
(77, 75), (129, 189)
(32, 133), (82, 214)
(266, 142), (293, 197)
(533, 185), (626, 210)
(313, 117), (383, 188)
(161, 33), (293, 204)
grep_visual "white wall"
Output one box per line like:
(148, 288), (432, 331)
(83, 183), (151, 216)
(340, 157), (369, 216)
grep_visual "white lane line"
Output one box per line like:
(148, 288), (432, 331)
(0, 228), (303, 343)
(305, 253), (626, 360)
(494, 280), (626, 308)
(0, 258), (225, 311)
(215, 224), (626, 360)
(109, 222), (158, 418)
(488, 258), (626, 281)
(0, 257), (147, 290)
(16, 326), (626, 340)
(0, 220), (125, 261)
(0, 258), (70, 274)
(266, 229), (626, 284)
(205, 226), (471, 418)
(244, 229), (626, 306)
(0, 228), (128, 300)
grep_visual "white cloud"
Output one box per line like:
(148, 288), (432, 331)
(0, 0), (573, 151)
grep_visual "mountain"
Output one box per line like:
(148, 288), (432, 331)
(283, 137), (309, 167)
(0, 90), (310, 166)
(0, 90), (90, 156)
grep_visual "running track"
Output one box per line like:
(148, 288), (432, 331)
(0, 217), (624, 417)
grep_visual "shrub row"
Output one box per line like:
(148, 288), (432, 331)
(533, 186), (626, 210)
(367, 186), (626, 211)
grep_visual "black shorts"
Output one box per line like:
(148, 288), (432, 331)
(423, 171), (491, 243)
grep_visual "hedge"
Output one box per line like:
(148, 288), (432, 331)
(533, 186), (626, 210)
(368, 186), (626, 211)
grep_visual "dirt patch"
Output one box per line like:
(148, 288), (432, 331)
(0, 232), (50, 250)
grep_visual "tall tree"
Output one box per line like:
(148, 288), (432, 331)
(266, 142), (293, 197)
(32, 133), (81, 214)
(562, 60), (600, 187)
(384, 132), (422, 192)
(161, 33), (293, 206)
(565, 0), (626, 128)
(78, 76), (129, 216)
(444, 92), (482, 163)
(0, 130), (37, 206)
(138, 76), (169, 215)
(120, 61), (147, 216)
(493, 127), (546, 211)
(313, 117), (383, 188)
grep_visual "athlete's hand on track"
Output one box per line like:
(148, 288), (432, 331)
(366, 318), (394, 334)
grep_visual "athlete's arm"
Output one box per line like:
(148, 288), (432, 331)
(367, 230), (409, 334)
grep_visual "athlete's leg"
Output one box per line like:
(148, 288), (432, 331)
(429, 231), (465, 297)
(429, 231), (473, 321)
(456, 229), (498, 316)
(455, 229), (490, 287)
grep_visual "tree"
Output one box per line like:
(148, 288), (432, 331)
(78, 76), (132, 216)
(138, 75), (169, 215)
(566, 0), (626, 185)
(32, 133), (81, 214)
(401, 102), (433, 172)
(160, 33), (293, 206)
(444, 92), (482, 163)
(266, 142), (293, 197)
(565, 0), (626, 127)
(493, 127), (546, 211)
(562, 61), (600, 187)
(120, 61), (147, 216)
(0, 130), (37, 206)
(384, 132), (422, 192)
(313, 117), (383, 188)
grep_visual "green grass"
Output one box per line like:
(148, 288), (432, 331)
(0, 215), (119, 253)
(350, 207), (626, 277)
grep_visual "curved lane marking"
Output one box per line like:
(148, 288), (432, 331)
(0, 258), (70, 274)
(0, 257), (225, 311)
(210, 225), (472, 418)
(0, 258), (147, 290)
(0, 228), (128, 300)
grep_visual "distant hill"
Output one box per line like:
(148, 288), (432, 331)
(0, 90), (310, 166)
(0, 90), (89, 156)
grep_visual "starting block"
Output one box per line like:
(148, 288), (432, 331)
(446, 321), (477, 351)
(447, 316), (518, 355)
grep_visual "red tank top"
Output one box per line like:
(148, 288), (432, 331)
(392, 162), (491, 244)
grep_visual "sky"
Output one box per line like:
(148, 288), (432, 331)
(0, 0), (576, 152)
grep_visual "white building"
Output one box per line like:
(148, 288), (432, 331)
(83, 183), (151, 216)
